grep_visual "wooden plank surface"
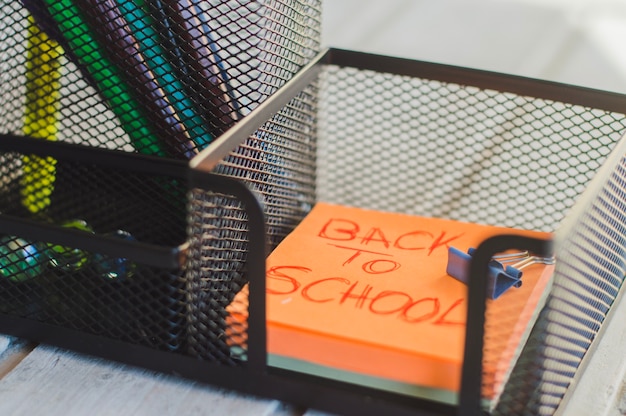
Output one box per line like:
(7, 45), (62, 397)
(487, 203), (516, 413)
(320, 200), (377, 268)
(0, 338), (300, 416)
(0, 336), (341, 415)
(0, 336), (34, 380)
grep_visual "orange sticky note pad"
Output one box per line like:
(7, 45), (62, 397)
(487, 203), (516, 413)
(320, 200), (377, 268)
(227, 202), (553, 401)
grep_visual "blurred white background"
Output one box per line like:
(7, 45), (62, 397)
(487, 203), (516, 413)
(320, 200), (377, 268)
(321, 0), (626, 94)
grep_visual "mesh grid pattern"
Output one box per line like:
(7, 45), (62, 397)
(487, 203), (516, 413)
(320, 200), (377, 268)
(494, 155), (626, 415)
(0, 147), (188, 351)
(185, 0), (320, 362)
(185, 89), (318, 362)
(212, 0), (320, 249)
(214, 84), (318, 247)
(0, 153), (188, 243)
(185, 189), (249, 364)
(318, 66), (626, 232)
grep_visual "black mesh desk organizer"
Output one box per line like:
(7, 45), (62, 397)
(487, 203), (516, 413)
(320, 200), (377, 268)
(2, 2), (626, 415)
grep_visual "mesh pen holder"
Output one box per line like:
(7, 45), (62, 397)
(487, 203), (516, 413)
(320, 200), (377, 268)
(0, 0), (320, 247)
(0, 0), (319, 365)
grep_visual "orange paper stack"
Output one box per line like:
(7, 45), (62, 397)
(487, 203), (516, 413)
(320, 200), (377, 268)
(228, 202), (553, 404)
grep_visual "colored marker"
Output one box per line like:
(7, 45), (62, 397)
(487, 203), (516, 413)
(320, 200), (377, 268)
(21, 15), (62, 213)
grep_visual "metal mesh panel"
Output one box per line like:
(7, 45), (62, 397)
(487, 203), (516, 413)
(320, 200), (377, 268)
(182, 1), (319, 363)
(318, 65), (626, 232)
(212, 0), (320, 249)
(0, 145), (188, 351)
(185, 189), (249, 364)
(213, 85), (318, 247)
(494, 149), (626, 415)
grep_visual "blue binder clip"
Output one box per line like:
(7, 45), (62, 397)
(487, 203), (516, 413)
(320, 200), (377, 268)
(446, 247), (553, 300)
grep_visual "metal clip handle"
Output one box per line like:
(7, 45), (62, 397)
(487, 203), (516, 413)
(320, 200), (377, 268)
(447, 247), (555, 300)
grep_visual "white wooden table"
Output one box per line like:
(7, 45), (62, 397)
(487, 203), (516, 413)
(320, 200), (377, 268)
(0, 335), (330, 416)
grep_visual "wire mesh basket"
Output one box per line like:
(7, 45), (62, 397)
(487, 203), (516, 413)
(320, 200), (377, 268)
(189, 49), (626, 414)
(310, 50), (626, 415)
(2, 1), (626, 414)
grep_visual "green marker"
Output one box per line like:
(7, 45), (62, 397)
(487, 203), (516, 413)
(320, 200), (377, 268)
(22, 16), (62, 213)
(41, 0), (169, 156)
(115, 0), (215, 149)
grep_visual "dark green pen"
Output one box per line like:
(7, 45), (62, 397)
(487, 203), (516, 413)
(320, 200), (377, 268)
(42, 0), (169, 156)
